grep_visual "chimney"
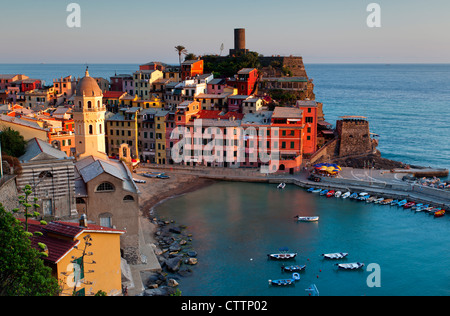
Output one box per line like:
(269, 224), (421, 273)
(79, 214), (88, 227)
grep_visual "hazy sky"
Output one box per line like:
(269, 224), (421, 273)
(1, 0), (450, 64)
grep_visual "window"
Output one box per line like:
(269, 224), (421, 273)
(123, 195), (134, 202)
(89, 125), (93, 135)
(96, 182), (115, 192)
(100, 213), (112, 228)
(87, 101), (92, 109)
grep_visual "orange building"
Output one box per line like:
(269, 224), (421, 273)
(48, 131), (75, 157)
(296, 100), (318, 155)
(181, 60), (204, 80)
(24, 218), (125, 296)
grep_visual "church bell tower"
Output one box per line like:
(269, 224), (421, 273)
(73, 68), (107, 159)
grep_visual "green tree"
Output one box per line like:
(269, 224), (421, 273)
(0, 203), (59, 296)
(0, 128), (26, 158)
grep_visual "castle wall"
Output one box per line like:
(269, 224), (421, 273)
(336, 119), (373, 157)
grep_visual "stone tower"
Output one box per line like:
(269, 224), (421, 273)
(73, 68), (108, 159)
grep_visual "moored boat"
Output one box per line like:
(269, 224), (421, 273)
(349, 192), (358, 199)
(390, 199), (399, 206)
(334, 191), (342, 198)
(336, 262), (365, 270)
(282, 265), (306, 272)
(411, 203), (423, 210)
(320, 189), (328, 196)
(434, 210), (445, 218)
(374, 197), (384, 204)
(295, 216), (319, 222)
(326, 190), (335, 197)
(268, 248), (297, 260)
(397, 199), (408, 207)
(341, 192), (351, 199)
(403, 202), (416, 209)
(277, 183), (286, 189)
(366, 196), (377, 203)
(307, 187), (315, 193)
(321, 252), (348, 259)
(312, 188), (322, 193)
(381, 199), (393, 205)
(269, 273), (300, 286)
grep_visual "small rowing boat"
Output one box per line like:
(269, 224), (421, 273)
(336, 262), (365, 270)
(321, 252), (348, 259)
(268, 248), (297, 260)
(434, 210), (445, 218)
(277, 183), (286, 189)
(334, 191), (342, 198)
(282, 265), (306, 272)
(341, 192), (351, 199)
(269, 273), (300, 286)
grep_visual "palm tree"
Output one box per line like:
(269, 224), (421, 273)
(175, 45), (188, 77)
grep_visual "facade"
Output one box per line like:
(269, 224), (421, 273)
(24, 219), (124, 296)
(181, 60), (204, 80)
(17, 138), (76, 218)
(227, 68), (258, 95)
(105, 107), (140, 159)
(296, 100), (318, 155)
(133, 70), (163, 99)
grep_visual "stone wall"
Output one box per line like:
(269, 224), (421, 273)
(0, 175), (19, 211)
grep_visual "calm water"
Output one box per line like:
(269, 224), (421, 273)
(155, 182), (450, 296)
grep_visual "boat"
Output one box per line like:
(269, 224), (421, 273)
(359, 192), (369, 197)
(320, 189), (328, 196)
(321, 252), (348, 259)
(268, 248), (297, 260)
(336, 262), (365, 270)
(341, 192), (351, 199)
(306, 187), (315, 193)
(269, 273), (300, 286)
(374, 197), (384, 204)
(305, 284), (319, 296)
(415, 205), (429, 212)
(334, 191), (342, 198)
(381, 199), (393, 205)
(349, 193), (358, 199)
(403, 202), (415, 209)
(326, 190), (335, 197)
(366, 196), (377, 203)
(411, 203), (423, 210)
(282, 265), (306, 272)
(296, 216), (319, 222)
(277, 183), (286, 189)
(358, 195), (370, 201)
(397, 199), (408, 207)
(434, 210), (445, 218)
(312, 188), (322, 193)
(423, 206), (434, 212)
(390, 199), (399, 206)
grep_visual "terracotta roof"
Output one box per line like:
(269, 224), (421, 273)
(20, 219), (125, 264)
(103, 91), (126, 98)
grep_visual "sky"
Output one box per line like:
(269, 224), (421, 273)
(1, 0), (450, 64)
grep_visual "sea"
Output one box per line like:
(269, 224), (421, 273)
(1, 63), (449, 296)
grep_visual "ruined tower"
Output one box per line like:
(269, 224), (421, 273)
(229, 28), (249, 56)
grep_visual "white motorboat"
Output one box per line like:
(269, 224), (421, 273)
(321, 252), (349, 259)
(341, 192), (351, 199)
(334, 191), (342, 198)
(295, 216), (319, 222)
(337, 262), (365, 270)
(277, 183), (286, 189)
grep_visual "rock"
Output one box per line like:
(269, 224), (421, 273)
(179, 239), (187, 245)
(168, 279), (179, 287)
(169, 242), (181, 252)
(142, 286), (176, 296)
(165, 256), (183, 272)
(169, 226), (182, 234)
(186, 257), (198, 265)
(187, 251), (197, 257)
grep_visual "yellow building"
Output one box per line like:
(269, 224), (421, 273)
(155, 109), (169, 164)
(105, 107), (140, 160)
(25, 218), (124, 296)
(132, 95), (164, 109)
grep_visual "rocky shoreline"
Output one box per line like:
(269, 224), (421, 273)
(138, 217), (200, 296)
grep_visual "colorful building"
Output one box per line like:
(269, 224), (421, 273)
(227, 68), (258, 95)
(24, 219), (124, 296)
(105, 107), (140, 160)
(181, 60), (204, 80)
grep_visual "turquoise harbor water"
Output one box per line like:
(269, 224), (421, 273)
(155, 181), (450, 296)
